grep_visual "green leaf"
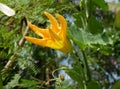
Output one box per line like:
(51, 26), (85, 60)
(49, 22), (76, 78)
(100, 45), (112, 55)
(73, 12), (87, 28)
(87, 80), (101, 89)
(19, 79), (41, 88)
(66, 64), (85, 89)
(5, 74), (21, 89)
(112, 80), (120, 89)
(88, 16), (103, 34)
(92, 0), (108, 10)
(68, 23), (87, 49)
(68, 23), (113, 50)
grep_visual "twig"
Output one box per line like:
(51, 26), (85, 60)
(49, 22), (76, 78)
(3, 17), (29, 70)
(32, 77), (56, 88)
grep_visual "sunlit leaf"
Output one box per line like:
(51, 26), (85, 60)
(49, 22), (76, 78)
(5, 74), (21, 89)
(68, 23), (113, 50)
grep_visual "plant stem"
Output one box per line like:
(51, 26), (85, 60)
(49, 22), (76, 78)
(0, 69), (3, 89)
(82, 50), (91, 82)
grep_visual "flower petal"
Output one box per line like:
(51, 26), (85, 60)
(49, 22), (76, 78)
(44, 12), (59, 33)
(25, 36), (61, 49)
(48, 27), (60, 41)
(61, 39), (72, 53)
(28, 22), (50, 38)
(55, 14), (67, 40)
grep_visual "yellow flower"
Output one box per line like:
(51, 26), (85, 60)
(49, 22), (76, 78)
(25, 12), (72, 53)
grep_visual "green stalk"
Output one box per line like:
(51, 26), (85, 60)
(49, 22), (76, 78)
(0, 69), (3, 89)
(82, 50), (91, 82)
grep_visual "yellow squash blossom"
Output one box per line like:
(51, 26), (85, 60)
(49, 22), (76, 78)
(25, 12), (72, 53)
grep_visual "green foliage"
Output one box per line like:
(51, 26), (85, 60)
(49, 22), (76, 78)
(5, 74), (21, 89)
(112, 80), (120, 89)
(92, 0), (108, 10)
(68, 23), (112, 50)
(73, 12), (87, 28)
(66, 64), (85, 89)
(88, 15), (103, 34)
(19, 79), (41, 89)
(87, 80), (101, 89)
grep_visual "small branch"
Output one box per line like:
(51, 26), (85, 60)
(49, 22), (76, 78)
(18, 26), (29, 47)
(3, 18), (29, 70)
(46, 68), (50, 81)
(36, 79), (56, 89)
(45, 79), (56, 86)
(32, 77), (56, 88)
(4, 53), (17, 69)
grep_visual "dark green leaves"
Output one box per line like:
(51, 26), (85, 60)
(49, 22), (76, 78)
(19, 79), (41, 89)
(66, 64), (102, 89)
(87, 80), (101, 89)
(88, 16), (103, 34)
(73, 12), (87, 28)
(92, 0), (108, 10)
(66, 64), (85, 89)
